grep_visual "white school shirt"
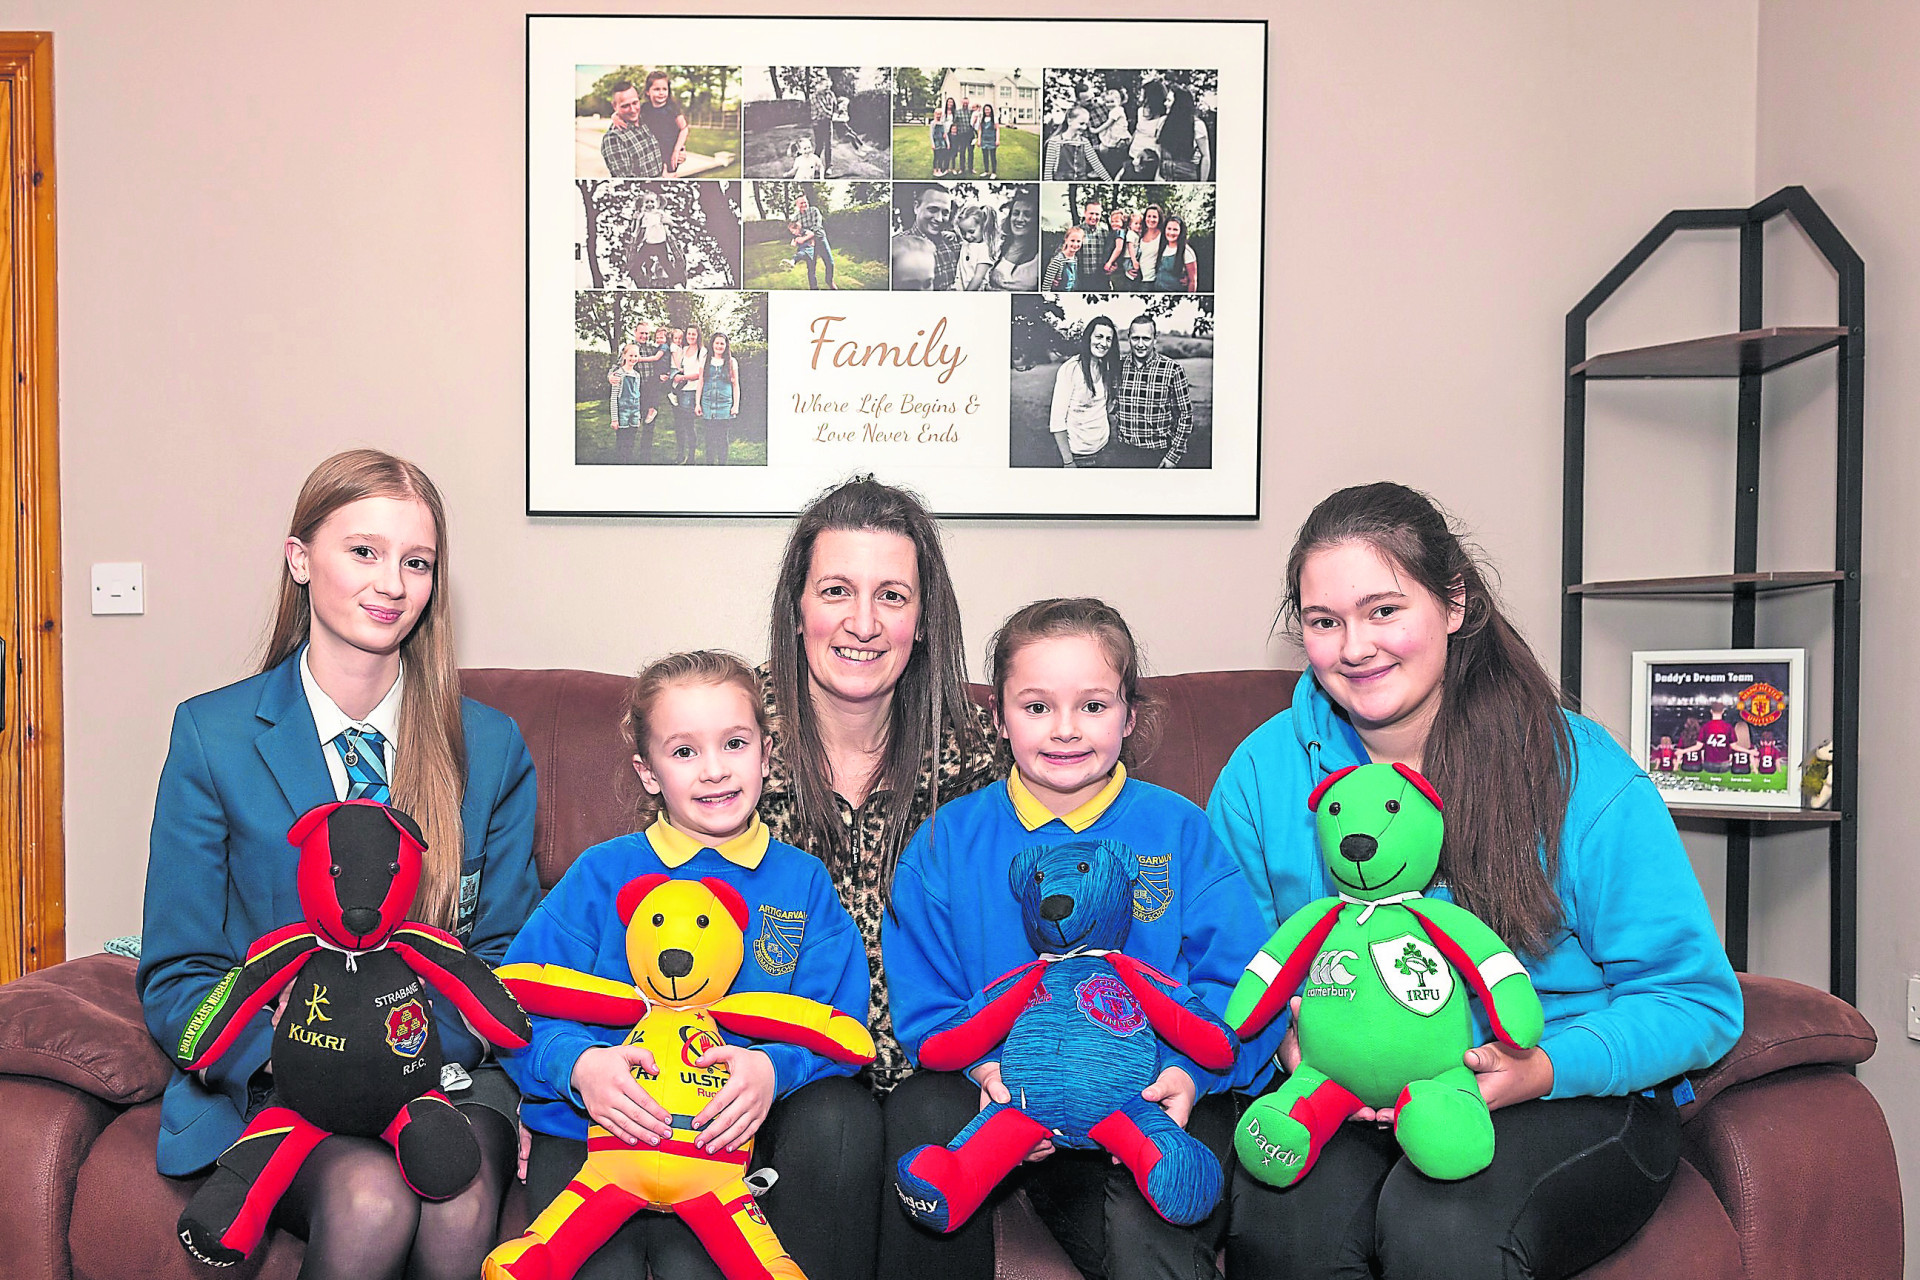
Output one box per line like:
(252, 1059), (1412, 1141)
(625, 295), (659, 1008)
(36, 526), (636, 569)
(300, 648), (402, 801)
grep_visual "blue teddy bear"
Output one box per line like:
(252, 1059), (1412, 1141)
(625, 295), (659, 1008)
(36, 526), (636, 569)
(893, 838), (1238, 1232)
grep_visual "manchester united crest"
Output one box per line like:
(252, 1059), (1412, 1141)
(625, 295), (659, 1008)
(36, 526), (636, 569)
(1075, 974), (1147, 1037)
(383, 998), (430, 1057)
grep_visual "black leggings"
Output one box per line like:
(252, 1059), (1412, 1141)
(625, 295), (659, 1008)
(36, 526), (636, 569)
(526, 1074), (882, 1280)
(1226, 1092), (1681, 1280)
(881, 1069), (1235, 1280)
(274, 1104), (516, 1280)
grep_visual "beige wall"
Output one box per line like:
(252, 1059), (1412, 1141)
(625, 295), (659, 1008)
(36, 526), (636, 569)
(35, 1), (1764, 993)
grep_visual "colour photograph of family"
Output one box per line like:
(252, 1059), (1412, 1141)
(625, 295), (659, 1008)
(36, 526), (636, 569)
(887, 182), (1041, 291)
(1043, 68), (1218, 183)
(1038, 183), (1215, 293)
(1008, 292), (1215, 469)
(575, 65), (741, 179)
(890, 67), (1043, 181)
(742, 181), (890, 291)
(741, 67), (893, 180)
(574, 180), (743, 290)
(573, 291), (768, 467)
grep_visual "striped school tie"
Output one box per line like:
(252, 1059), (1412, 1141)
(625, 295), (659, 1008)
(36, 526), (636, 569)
(331, 727), (391, 803)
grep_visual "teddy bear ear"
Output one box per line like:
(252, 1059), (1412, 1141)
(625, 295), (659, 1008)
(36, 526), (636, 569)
(286, 801), (344, 850)
(380, 804), (427, 854)
(700, 877), (751, 932)
(617, 874), (671, 925)
(1307, 766), (1359, 813)
(1391, 763), (1445, 812)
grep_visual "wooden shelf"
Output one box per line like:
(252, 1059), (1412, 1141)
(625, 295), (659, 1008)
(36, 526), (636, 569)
(1567, 571), (1845, 598)
(1669, 804), (1842, 824)
(1571, 326), (1848, 378)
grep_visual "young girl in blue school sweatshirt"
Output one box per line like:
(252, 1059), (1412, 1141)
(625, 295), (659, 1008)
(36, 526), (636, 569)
(883, 598), (1281, 1280)
(501, 651), (874, 1280)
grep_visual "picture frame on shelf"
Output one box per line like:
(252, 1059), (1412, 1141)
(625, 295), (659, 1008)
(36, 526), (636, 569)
(1629, 648), (1807, 810)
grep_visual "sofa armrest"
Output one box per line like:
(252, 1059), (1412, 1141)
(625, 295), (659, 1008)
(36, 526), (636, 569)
(1679, 973), (1875, 1120)
(0, 953), (174, 1104)
(0, 1074), (118, 1280)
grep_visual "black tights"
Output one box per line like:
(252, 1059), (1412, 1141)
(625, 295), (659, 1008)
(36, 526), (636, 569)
(275, 1105), (515, 1280)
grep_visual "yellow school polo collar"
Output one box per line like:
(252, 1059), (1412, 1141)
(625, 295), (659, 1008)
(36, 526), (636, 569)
(1009, 764), (1127, 833)
(645, 813), (769, 870)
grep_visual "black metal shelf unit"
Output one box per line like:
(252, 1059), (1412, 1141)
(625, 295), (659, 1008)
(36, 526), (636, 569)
(1561, 185), (1863, 1002)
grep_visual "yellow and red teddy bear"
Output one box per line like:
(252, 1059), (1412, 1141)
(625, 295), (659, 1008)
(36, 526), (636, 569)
(486, 874), (875, 1280)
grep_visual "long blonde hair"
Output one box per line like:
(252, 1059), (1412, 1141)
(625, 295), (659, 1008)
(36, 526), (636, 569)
(261, 449), (467, 928)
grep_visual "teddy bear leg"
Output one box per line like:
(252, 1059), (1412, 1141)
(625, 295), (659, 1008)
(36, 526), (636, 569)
(380, 1089), (481, 1199)
(1391, 1064), (1494, 1181)
(895, 1100), (1052, 1233)
(485, 1166), (646, 1280)
(1234, 1066), (1361, 1189)
(1089, 1098), (1223, 1226)
(677, 1177), (807, 1280)
(177, 1106), (330, 1267)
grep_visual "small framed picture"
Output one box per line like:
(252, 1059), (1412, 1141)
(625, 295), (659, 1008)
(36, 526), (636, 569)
(1629, 649), (1807, 809)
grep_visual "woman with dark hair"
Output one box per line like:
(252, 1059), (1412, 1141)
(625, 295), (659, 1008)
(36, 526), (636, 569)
(760, 476), (1003, 1279)
(1047, 314), (1119, 466)
(978, 102), (1000, 179)
(1154, 83), (1211, 181)
(691, 331), (740, 465)
(1152, 215), (1198, 293)
(138, 449), (539, 1280)
(1209, 482), (1743, 1280)
(988, 186), (1040, 291)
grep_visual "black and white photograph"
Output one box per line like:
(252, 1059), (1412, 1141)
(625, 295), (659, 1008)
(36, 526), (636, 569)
(1629, 649), (1807, 809)
(888, 182), (1041, 291)
(1009, 292), (1215, 469)
(574, 65), (742, 179)
(741, 66), (893, 180)
(1039, 183), (1215, 293)
(1043, 68), (1218, 182)
(574, 180), (743, 290)
(892, 67), (1043, 181)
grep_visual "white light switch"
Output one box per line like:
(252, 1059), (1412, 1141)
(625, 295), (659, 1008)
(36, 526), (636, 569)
(91, 562), (144, 615)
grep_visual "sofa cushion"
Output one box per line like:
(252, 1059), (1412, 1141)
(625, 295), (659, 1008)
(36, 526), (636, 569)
(1680, 972), (1876, 1119)
(0, 953), (172, 1105)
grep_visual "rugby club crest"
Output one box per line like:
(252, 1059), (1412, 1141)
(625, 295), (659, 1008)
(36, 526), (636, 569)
(383, 998), (431, 1057)
(753, 905), (807, 976)
(1132, 852), (1173, 922)
(1075, 974), (1148, 1037)
(1368, 935), (1454, 1016)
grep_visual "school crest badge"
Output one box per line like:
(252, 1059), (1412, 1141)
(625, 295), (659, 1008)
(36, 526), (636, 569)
(1075, 974), (1147, 1037)
(1368, 935), (1454, 1017)
(1132, 852), (1173, 922)
(383, 998), (431, 1057)
(753, 905), (807, 976)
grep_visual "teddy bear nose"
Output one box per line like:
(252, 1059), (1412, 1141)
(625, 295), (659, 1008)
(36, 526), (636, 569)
(658, 949), (695, 979)
(1040, 894), (1076, 922)
(1339, 833), (1378, 864)
(340, 907), (381, 937)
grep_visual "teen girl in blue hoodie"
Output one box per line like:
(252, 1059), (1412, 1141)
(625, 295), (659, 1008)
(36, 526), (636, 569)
(1208, 483), (1742, 1280)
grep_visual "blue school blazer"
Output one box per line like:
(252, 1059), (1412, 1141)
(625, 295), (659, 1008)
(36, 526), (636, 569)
(135, 652), (540, 1176)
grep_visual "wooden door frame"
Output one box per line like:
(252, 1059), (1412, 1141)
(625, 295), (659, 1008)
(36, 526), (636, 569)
(0, 32), (61, 975)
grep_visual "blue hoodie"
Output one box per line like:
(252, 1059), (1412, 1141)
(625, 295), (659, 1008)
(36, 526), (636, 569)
(885, 767), (1284, 1096)
(1206, 672), (1742, 1100)
(501, 816), (869, 1142)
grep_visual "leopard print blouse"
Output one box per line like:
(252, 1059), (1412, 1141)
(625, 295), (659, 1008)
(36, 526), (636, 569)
(756, 664), (1006, 1092)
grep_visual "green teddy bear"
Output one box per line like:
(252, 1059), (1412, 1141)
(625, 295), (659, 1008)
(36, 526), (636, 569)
(1228, 762), (1545, 1186)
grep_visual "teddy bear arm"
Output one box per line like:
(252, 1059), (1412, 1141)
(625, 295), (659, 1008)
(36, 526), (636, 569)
(497, 962), (650, 1027)
(176, 923), (319, 1071)
(1227, 900), (1344, 1038)
(1404, 904), (1543, 1049)
(1103, 955), (1236, 1073)
(389, 926), (533, 1050)
(918, 961), (1048, 1073)
(708, 991), (877, 1065)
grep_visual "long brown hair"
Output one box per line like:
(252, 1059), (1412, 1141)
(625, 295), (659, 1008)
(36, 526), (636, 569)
(261, 449), (466, 929)
(1283, 482), (1573, 956)
(986, 597), (1160, 769)
(622, 650), (771, 830)
(768, 476), (981, 890)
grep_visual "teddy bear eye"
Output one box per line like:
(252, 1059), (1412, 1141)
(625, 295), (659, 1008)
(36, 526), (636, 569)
(388, 861), (400, 874)
(329, 864), (341, 877)
(697, 915), (710, 928)
(1077, 862), (1090, 873)
(1385, 799), (1400, 814)
(652, 913), (665, 927)
(1033, 870), (1045, 884)
(1328, 802), (1341, 816)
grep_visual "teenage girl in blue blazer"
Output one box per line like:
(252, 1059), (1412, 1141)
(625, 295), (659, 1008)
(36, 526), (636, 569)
(137, 449), (540, 1280)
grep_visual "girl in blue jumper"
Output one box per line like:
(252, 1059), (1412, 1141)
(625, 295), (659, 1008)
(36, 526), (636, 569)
(884, 598), (1280, 1280)
(503, 651), (871, 1279)
(1208, 483), (1743, 1280)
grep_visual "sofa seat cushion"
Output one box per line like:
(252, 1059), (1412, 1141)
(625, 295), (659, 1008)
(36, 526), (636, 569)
(0, 953), (172, 1105)
(1573, 1160), (1742, 1278)
(71, 1102), (303, 1280)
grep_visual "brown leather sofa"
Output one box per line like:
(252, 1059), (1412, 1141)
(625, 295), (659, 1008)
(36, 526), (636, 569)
(0, 667), (1901, 1280)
